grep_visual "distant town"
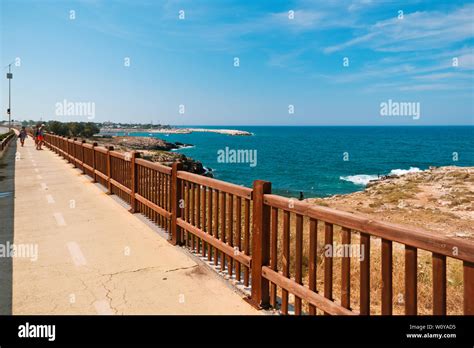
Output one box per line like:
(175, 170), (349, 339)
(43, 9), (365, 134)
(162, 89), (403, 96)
(0, 120), (172, 130)
(1, 120), (252, 136)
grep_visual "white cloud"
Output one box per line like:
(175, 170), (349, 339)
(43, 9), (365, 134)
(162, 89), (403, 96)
(324, 4), (474, 53)
(348, 0), (373, 12)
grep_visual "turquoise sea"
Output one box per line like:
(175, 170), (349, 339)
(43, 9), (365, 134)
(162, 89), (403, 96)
(118, 126), (474, 198)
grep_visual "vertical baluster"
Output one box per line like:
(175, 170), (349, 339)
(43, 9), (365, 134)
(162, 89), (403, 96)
(432, 253), (447, 315)
(235, 197), (242, 282)
(154, 171), (158, 223)
(143, 167), (147, 218)
(201, 185), (206, 257)
(156, 171), (160, 224)
(180, 180), (185, 242)
(382, 239), (393, 315)
(166, 174), (170, 230)
(106, 146), (113, 195)
(191, 183), (195, 251)
(405, 246), (417, 315)
(183, 181), (187, 246)
(137, 163), (140, 214)
(324, 222), (334, 315)
(228, 194), (234, 276)
(294, 214), (303, 315)
(270, 207), (278, 308)
(464, 261), (474, 315)
(170, 162), (182, 245)
(243, 199), (250, 287)
(207, 188), (213, 261)
(81, 140), (86, 174)
(196, 184), (202, 255)
(220, 191), (226, 271)
(308, 218), (318, 315)
(158, 172), (162, 224)
(213, 190), (219, 265)
(129, 152), (137, 213)
(148, 167), (151, 220)
(341, 227), (351, 310)
(281, 210), (290, 314)
(160, 171), (164, 226)
(360, 233), (370, 315)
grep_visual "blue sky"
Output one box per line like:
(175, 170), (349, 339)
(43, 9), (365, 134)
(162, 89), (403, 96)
(1, 0), (473, 125)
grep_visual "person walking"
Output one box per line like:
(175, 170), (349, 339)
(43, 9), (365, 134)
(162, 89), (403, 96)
(19, 126), (27, 147)
(36, 124), (45, 150)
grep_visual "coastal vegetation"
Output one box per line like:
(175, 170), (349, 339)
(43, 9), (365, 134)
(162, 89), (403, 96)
(46, 121), (100, 138)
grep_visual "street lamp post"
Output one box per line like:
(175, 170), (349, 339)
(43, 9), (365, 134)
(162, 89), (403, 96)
(6, 63), (13, 130)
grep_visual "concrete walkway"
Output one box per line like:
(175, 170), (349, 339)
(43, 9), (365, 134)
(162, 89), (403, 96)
(11, 138), (257, 314)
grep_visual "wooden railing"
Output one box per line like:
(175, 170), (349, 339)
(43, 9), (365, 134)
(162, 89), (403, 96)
(43, 133), (474, 315)
(0, 131), (15, 153)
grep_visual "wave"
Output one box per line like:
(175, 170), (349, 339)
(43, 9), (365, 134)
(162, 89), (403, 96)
(389, 167), (422, 176)
(171, 145), (195, 151)
(340, 174), (379, 186)
(340, 167), (421, 186)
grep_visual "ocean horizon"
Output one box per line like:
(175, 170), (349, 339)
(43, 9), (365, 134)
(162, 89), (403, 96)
(109, 125), (474, 198)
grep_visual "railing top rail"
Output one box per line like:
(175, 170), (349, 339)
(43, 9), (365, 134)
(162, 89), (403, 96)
(1, 132), (15, 142)
(264, 193), (474, 263)
(177, 170), (252, 199)
(109, 150), (126, 159)
(94, 146), (108, 154)
(135, 158), (172, 175)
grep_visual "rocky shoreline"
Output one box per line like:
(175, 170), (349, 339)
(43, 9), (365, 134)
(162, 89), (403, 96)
(307, 166), (474, 239)
(92, 135), (212, 177)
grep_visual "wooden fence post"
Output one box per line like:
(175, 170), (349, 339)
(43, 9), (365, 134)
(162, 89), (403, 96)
(81, 140), (86, 174)
(250, 179), (272, 309)
(91, 142), (98, 183)
(67, 137), (71, 163)
(106, 146), (114, 195)
(465, 261), (474, 314)
(72, 138), (78, 168)
(170, 162), (183, 245)
(129, 151), (139, 213)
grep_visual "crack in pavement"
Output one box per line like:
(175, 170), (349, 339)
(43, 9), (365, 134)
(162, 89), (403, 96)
(102, 275), (119, 315)
(164, 264), (198, 273)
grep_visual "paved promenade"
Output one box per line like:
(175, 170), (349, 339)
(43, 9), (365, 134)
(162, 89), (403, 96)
(10, 138), (257, 314)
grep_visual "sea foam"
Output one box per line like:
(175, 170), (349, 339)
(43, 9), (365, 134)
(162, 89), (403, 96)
(389, 167), (421, 176)
(340, 174), (379, 186)
(340, 167), (421, 186)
